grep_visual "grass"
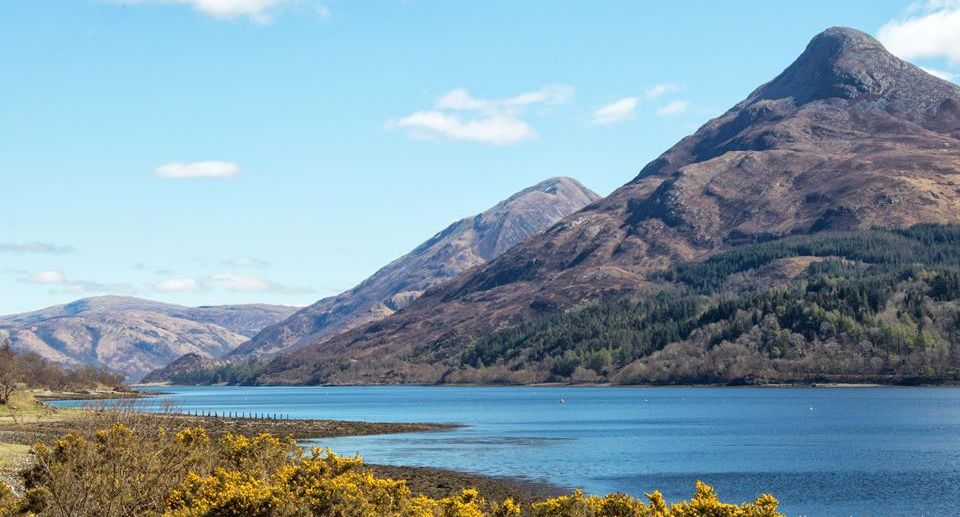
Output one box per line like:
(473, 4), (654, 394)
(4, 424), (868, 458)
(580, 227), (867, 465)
(0, 391), (75, 424)
(0, 443), (30, 469)
(0, 391), (49, 416)
(0, 439), (32, 492)
(0, 391), (74, 476)
(0, 392), (81, 490)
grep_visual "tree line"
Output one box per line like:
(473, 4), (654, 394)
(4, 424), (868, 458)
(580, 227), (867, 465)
(454, 224), (960, 384)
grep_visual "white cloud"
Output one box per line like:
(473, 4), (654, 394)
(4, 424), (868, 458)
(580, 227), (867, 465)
(657, 100), (690, 116)
(0, 242), (74, 254)
(591, 97), (638, 125)
(223, 255), (271, 268)
(155, 161), (239, 179)
(152, 272), (312, 294)
(921, 66), (957, 81)
(388, 112), (537, 145)
(878, 1), (960, 63)
(433, 85), (573, 113)
(433, 90), (494, 112)
(207, 272), (313, 293)
(644, 83), (681, 100)
(19, 270), (135, 294)
(502, 85), (575, 108)
(23, 271), (66, 285)
(111, 0), (302, 23)
(388, 85), (573, 145)
(154, 278), (200, 293)
(206, 272), (275, 292)
(588, 83), (682, 125)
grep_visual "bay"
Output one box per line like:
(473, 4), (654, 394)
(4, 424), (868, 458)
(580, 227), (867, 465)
(55, 385), (960, 517)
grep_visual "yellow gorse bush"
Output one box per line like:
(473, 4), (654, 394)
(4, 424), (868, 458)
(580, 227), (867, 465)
(0, 423), (784, 517)
(0, 483), (18, 517)
(527, 483), (780, 517)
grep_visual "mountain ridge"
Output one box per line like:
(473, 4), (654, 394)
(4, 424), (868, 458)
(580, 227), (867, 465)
(0, 296), (297, 381)
(224, 176), (599, 359)
(255, 27), (960, 385)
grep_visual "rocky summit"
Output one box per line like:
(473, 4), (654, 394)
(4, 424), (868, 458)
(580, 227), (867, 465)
(256, 27), (960, 385)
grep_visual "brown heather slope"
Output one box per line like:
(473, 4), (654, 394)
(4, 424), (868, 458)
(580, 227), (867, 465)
(224, 177), (598, 360)
(0, 296), (297, 381)
(255, 27), (960, 385)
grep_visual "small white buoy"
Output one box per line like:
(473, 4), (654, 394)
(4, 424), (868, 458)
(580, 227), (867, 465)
(560, 398), (565, 405)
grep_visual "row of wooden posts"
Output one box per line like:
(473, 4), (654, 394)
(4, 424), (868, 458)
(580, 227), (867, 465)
(183, 409), (292, 421)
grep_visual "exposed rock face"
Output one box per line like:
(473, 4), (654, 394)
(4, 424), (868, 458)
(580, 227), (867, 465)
(0, 296), (296, 381)
(225, 177), (600, 359)
(258, 27), (960, 384)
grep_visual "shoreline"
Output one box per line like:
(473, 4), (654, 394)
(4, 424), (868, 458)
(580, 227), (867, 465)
(26, 389), (571, 501)
(0, 397), (564, 502)
(140, 380), (942, 389)
(33, 389), (156, 401)
(367, 463), (565, 505)
(0, 405), (457, 446)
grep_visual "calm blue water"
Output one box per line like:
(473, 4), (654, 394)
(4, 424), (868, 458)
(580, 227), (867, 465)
(56, 386), (960, 517)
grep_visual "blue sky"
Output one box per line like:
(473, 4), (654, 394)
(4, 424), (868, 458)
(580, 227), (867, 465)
(2, 0), (958, 314)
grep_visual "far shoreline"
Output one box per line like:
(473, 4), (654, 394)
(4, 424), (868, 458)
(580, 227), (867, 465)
(133, 380), (957, 390)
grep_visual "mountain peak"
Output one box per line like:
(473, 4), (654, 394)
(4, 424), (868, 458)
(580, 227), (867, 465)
(217, 176), (598, 362)
(255, 25), (960, 386)
(810, 26), (884, 52)
(747, 26), (958, 109)
(476, 178), (599, 260)
(534, 176), (586, 189)
(500, 176), (596, 203)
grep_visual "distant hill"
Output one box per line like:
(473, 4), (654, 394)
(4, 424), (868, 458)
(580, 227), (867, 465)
(254, 27), (960, 385)
(0, 296), (297, 381)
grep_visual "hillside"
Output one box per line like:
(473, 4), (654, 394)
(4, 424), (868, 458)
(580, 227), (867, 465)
(451, 225), (960, 384)
(255, 27), (960, 385)
(0, 297), (296, 381)
(225, 177), (599, 360)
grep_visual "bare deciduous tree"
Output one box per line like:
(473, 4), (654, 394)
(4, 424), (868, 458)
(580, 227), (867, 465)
(0, 338), (21, 404)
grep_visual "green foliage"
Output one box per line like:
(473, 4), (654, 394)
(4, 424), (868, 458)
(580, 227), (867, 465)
(930, 270), (960, 301)
(459, 225), (960, 384)
(462, 293), (706, 380)
(159, 360), (269, 386)
(660, 225), (960, 292)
